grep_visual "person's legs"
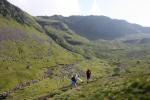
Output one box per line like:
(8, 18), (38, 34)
(87, 78), (89, 83)
(87, 77), (88, 83)
(87, 76), (90, 83)
(72, 81), (77, 88)
(74, 82), (77, 88)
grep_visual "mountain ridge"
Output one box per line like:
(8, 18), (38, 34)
(0, 0), (42, 31)
(40, 15), (150, 40)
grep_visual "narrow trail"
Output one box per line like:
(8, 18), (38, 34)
(37, 73), (150, 100)
(37, 76), (118, 100)
(0, 63), (80, 99)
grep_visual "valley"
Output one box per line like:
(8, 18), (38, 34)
(0, 0), (150, 100)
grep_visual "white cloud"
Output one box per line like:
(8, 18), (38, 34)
(8, 0), (29, 11)
(7, 0), (150, 26)
(7, 0), (81, 16)
(96, 0), (150, 26)
(88, 0), (103, 15)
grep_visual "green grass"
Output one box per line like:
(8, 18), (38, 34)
(77, 59), (113, 78)
(0, 16), (83, 93)
(52, 74), (150, 100)
(0, 15), (150, 100)
(6, 58), (111, 99)
(11, 78), (69, 100)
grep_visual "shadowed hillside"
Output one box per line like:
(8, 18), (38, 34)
(44, 15), (150, 40)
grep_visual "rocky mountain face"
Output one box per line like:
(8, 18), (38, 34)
(0, 0), (29, 24)
(0, 0), (41, 30)
(44, 15), (150, 40)
(1, 0), (150, 41)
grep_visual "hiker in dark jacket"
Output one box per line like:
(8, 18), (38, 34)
(71, 75), (77, 88)
(71, 74), (83, 88)
(86, 69), (91, 83)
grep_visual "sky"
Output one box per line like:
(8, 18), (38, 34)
(7, 0), (150, 26)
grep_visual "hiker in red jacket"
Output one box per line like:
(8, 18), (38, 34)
(86, 69), (91, 83)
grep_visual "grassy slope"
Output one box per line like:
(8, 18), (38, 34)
(35, 18), (150, 99)
(52, 74), (150, 100)
(10, 59), (112, 99)
(48, 41), (150, 100)
(0, 16), (112, 99)
(0, 15), (150, 100)
(0, 16), (83, 93)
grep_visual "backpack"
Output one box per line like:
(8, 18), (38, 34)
(71, 76), (76, 82)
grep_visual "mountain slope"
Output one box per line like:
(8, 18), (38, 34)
(0, 0), (41, 30)
(47, 15), (150, 40)
(0, 0), (83, 96)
